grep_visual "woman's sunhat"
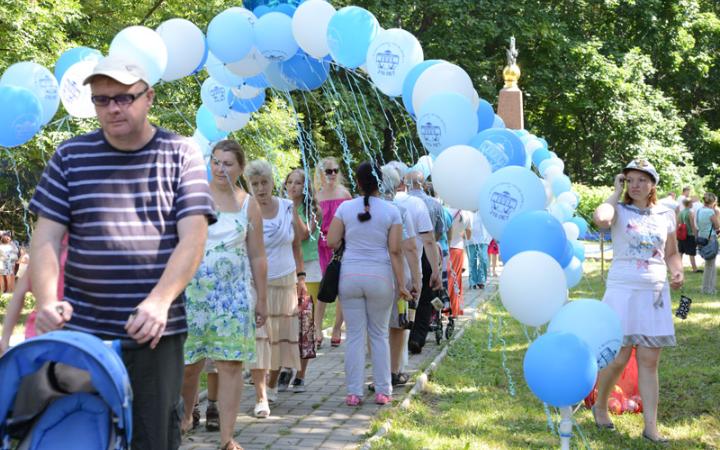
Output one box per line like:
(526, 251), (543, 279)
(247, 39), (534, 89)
(623, 158), (659, 184)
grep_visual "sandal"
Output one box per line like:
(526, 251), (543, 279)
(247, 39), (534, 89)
(254, 401), (270, 418)
(220, 440), (243, 450)
(642, 431), (669, 444)
(591, 405), (615, 430)
(330, 337), (342, 347)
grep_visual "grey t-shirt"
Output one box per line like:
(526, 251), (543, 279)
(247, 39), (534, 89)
(335, 196), (402, 268)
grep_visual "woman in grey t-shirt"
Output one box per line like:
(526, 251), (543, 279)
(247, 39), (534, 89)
(326, 162), (411, 406)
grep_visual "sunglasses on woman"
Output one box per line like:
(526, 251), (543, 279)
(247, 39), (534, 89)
(324, 168), (339, 175)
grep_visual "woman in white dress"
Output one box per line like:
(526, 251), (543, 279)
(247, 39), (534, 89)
(592, 158), (683, 443)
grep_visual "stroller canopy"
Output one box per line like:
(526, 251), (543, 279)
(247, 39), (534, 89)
(0, 330), (132, 444)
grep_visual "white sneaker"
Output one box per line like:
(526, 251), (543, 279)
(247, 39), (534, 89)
(267, 386), (278, 403)
(254, 401), (270, 418)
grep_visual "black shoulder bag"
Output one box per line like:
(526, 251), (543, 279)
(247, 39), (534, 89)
(318, 240), (344, 303)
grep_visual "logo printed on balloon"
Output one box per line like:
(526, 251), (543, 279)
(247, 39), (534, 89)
(489, 183), (523, 222)
(419, 117), (443, 149)
(374, 48), (400, 76)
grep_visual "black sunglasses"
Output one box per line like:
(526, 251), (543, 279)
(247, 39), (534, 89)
(324, 168), (339, 175)
(91, 86), (149, 107)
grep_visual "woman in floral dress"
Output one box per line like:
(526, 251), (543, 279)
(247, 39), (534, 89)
(180, 140), (267, 450)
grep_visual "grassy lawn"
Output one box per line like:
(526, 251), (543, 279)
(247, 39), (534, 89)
(368, 260), (720, 449)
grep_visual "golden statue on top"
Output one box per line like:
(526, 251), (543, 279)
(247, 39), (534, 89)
(503, 37), (521, 88)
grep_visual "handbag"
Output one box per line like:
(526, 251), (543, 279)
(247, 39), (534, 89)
(318, 240), (344, 303)
(676, 223), (688, 241)
(698, 229), (718, 260)
(298, 295), (316, 359)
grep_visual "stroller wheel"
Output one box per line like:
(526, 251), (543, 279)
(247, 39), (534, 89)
(445, 319), (455, 340)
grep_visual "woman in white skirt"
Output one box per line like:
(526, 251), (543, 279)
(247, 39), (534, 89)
(593, 158), (683, 443)
(246, 160), (305, 404)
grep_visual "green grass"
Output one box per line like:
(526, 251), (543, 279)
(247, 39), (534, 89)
(0, 292), (35, 338)
(368, 260), (720, 449)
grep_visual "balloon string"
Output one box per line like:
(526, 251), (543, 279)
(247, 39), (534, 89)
(497, 315), (516, 397)
(487, 313), (494, 350)
(345, 67), (417, 164)
(319, 79), (356, 193)
(324, 68), (375, 166)
(4, 147), (32, 239)
(343, 72), (385, 165)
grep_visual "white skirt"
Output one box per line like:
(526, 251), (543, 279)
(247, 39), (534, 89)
(602, 283), (676, 347)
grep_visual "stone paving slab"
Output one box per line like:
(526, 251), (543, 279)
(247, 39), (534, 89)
(180, 276), (495, 450)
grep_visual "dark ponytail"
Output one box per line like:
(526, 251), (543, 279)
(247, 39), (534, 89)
(356, 161), (380, 222)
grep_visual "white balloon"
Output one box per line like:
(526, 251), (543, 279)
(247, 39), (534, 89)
(412, 62), (478, 115)
(365, 28), (423, 97)
(205, 52), (244, 87)
(557, 191), (579, 209)
(431, 145), (491, 211)
(227, 47), (270, 78)
(562, 222), (581, 241)
(231, 84), (262, 100)
(499, 250), (568, 327)
(156, 19), (206, 82)
(543, 164), (564, 182)
(109, 26), (168, 86)
(542, 179), (553, 207)
(292, 0), (336, 59)
(200, 77), (233, 117)
(215, 110), (251, 132)
(58, 61), (96, 119)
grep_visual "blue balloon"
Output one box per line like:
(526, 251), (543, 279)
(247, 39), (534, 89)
(559, 238), (573, 268)
(196, 105), (229, 142)
(1, 62), (59, 126)
(469, 128), (526, 171)
(401, 60), (442, 116)
(551, 174), (572, 197)
(0, 86), (43, 148)
(192, 40), (210, 75)
(279, 51), (329, 91)
(492, 114), (505, 128)
(230, 90), (266, 113)
(244, 0), (267, 10)
(563, 256), (583, 288)
(569, 216), (589, 239)
(547, 299), (623, 370)
(254, 12), (298, 62)
(523, 332), (597, 407)
(500, 210), (567, 265)
(253, 5), (272, 17)
(245, 73), (269, 89)
(416, 92), (477, 157)
(476, 99), (494, 132)
(207, 7), (255, 64)
(532, 146), (551, 168)
(54, 47), (103, 83)
(275, 4), (297, 16)
(478, 166), (547, 241)
(572, 239), (586, 261)
(326, 6), (379, 69)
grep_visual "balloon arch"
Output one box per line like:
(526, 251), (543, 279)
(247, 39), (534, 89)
(0, 0), (622, 445)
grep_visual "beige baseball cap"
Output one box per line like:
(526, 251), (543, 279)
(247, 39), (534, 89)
(83, 55), (151, 86)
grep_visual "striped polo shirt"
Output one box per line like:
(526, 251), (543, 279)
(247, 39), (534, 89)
(29, 127), (216, 338)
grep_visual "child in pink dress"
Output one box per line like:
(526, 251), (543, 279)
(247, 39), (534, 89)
(0, 234), (68, 353)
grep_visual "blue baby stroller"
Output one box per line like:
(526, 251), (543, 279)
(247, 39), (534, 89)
(0, 331), (133, 450)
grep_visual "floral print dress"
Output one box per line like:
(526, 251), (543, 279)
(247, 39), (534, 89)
(184, 196), (256, 363)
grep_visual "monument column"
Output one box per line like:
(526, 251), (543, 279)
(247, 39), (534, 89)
(497, 37), (524, 130)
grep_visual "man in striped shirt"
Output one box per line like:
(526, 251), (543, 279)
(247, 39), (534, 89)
(29, 55), (216, 450)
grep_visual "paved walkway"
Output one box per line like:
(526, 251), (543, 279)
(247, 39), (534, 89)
(180, 277), (496, 450)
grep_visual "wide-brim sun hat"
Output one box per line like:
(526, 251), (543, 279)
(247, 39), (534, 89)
(623, 158), (659, 184)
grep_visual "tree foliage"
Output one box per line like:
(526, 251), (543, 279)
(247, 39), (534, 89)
(1, 0), (718, 239)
